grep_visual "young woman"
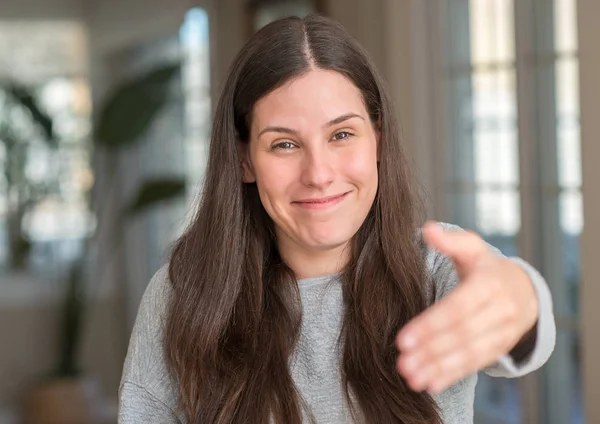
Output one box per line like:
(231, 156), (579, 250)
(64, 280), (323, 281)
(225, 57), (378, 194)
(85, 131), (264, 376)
(119, 14), (555, 424)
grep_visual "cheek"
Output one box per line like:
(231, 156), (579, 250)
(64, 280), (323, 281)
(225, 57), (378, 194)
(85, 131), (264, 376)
(254, 158), (296, 201)
(341, 145), (379, 186)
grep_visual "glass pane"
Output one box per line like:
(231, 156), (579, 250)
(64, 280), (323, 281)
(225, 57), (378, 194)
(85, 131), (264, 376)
(476, 188), (521, 236)
(24, 78), (95, 271)
(559, 190), (583, 236)
(475, 375), (522, 424)
(474, 125), (518, 185)
(0, 77), (93, 271)
(472, 70), (518, 186)
(559, 189), (582, 317)
(472, 70), (517, 123)
(470, 0), (515, 65)
(38, 78), (92, 142)
(541, 330), (584, 424)
(557, 123), (581, 188)
(180, 7), (211, 197)
(554, 0), (578, 53)
(556, 57), (581, 188)
(555, 58), (580, 123)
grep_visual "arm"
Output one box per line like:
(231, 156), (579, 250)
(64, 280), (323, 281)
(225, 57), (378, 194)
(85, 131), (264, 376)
(396, 222), (556, 393)
(428, 224), (555, 377)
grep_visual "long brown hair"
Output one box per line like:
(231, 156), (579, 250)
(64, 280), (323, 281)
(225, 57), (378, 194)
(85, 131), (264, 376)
(166, 14), (442, 424)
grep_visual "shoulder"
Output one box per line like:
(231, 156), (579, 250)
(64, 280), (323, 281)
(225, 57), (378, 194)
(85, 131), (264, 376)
(138, 264), (173, 320)
(120, 264), (177, 399)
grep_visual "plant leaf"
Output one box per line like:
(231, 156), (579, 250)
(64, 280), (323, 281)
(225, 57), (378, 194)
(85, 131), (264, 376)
(6, 83), (56, 147)
(94, 63), (180, 149)
(125, 177), (186, 216)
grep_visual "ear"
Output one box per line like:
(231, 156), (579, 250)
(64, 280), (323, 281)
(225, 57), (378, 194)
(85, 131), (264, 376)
(237, 141), (256, 183)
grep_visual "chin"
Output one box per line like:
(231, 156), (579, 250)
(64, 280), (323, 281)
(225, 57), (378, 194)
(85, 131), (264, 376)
(302, 230), (354, 251)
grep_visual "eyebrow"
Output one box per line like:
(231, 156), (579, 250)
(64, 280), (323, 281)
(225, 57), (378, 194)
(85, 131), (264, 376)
(257, 112), (365, 138)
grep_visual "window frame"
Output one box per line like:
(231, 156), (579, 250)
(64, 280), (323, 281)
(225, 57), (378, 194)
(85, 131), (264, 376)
(416, 0), (587, 422)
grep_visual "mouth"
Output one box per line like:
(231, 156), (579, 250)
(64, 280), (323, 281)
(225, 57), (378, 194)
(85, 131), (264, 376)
(293, 191), (351, 210)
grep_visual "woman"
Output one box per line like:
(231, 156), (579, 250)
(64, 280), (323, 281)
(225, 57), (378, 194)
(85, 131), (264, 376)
(119, 14), (555, 424)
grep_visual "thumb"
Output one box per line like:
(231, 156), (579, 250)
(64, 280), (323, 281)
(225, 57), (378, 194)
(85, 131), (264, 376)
(422, 221), (488, 268)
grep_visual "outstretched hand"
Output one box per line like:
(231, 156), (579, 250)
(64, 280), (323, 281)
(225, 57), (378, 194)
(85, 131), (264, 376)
(395, 222), (539, 394)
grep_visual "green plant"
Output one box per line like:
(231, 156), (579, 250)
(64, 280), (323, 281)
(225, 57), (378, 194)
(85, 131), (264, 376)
(52, 62), (186, 380)
(1, 62), (185, 381)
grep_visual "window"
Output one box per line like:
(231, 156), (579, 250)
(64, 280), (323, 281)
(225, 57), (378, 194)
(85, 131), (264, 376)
(437, 1), (583, 423)
(180, 7), (211, 208)
(0, 21), (93, 275)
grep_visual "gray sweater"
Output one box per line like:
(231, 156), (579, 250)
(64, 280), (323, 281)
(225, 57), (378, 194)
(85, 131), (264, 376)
(119, 230), (556, 424)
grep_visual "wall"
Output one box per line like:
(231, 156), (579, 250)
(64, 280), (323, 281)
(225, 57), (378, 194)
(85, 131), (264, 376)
(578, 0), (600, 422)
(87, 0), (245, 105)
(0, 0), (83, 19)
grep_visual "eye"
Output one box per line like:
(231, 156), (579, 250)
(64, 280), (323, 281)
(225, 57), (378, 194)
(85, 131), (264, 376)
(271, 141), (297, 151)
(332, 131), (353, 141)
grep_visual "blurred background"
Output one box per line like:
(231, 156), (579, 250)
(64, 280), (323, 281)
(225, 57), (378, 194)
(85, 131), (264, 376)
(0, 0), (597, 423)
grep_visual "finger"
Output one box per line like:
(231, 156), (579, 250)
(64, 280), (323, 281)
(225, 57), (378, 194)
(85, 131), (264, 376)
(425, 326), (518, 394)
(398, 296), (510, 377)
(406, 325), (516, 393)
(397, 297), (509, 383)
(396, 275), (495, 351)
(422, 221), (488, 268)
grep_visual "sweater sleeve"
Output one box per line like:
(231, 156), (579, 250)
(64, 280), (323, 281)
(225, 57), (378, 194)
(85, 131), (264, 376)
(118, 265), (183, 423)
(428, 223), (556, 378)
(483, 257), (556, 377)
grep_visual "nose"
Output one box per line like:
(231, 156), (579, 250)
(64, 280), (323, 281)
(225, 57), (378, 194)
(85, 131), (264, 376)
(300, 145), (335, 189)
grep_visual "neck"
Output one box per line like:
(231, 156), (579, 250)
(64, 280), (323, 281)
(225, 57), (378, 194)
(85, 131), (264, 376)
(276, 234), (351, 280)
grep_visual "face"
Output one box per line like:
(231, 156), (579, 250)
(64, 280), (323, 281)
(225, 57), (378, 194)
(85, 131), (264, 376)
(241, 69), (379, 259)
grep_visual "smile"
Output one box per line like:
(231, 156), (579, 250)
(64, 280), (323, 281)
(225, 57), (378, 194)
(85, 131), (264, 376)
(293, 191), (351, 210)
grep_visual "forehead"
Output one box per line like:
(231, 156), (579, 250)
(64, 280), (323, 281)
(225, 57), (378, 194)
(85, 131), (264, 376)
(251, 69), (367, 128)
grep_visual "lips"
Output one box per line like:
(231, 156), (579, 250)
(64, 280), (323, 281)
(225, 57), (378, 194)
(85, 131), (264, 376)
(293, 191), (350, 210)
